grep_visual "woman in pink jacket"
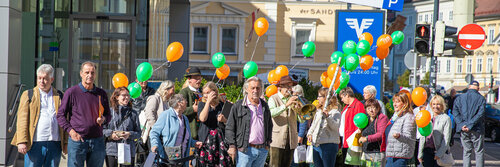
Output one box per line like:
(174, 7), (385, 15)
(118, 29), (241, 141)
(359, 98), (389, 167)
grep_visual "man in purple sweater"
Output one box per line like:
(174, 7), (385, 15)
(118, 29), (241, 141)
(57, 61), (112, 167)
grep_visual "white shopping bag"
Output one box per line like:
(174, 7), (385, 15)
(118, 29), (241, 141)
(346, 129), (363, 152)
(118, 143), (132, 165)
(306, 145), (314, 163)
(294, 145), (307, 163)
(139, 111), (150, 143)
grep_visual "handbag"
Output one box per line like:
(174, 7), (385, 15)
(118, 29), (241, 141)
(344, 148), (362, 166)
(437, 150), (455, 166)
(293, 145), (307, 163)
(163, 124), (187, 161)
(306, 145), (314, 163)
(118, 142), (132, 165)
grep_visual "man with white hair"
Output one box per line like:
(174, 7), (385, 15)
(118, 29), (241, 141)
(363, 85), (386, 115)
(11, 64), (67, 166)
(225, 76), (273, 166)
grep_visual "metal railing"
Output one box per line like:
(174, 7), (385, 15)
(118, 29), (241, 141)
(8, 82), (25, 133)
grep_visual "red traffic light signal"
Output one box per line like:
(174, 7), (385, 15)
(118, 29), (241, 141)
(416, 24), (430, 38)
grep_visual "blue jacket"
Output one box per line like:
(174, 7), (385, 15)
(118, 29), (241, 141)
(452, 89), (486, 132)
(149, 108), (197, 163)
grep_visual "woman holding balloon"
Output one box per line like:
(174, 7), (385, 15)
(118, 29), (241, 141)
(306, 88), (341, 167)
(417, 95), (452, 167)
(358, 98), (389, 167)
(385, 92), (416, 167)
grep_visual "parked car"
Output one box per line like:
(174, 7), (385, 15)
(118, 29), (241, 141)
(485, 104), (500, 142)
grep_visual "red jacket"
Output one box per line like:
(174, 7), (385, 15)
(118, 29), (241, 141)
(342, 98), (366, 148)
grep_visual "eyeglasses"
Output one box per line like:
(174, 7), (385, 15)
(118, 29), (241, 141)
(366, 106), (377, 111)
(317, 96), (325, 98)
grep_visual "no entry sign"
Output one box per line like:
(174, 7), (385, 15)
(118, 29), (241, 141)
(458, 24), (486, 50)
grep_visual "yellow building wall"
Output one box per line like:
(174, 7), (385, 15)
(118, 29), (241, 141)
(476, 19), (500, 87)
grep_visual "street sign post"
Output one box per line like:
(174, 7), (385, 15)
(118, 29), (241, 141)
(335, 10), (385, 100)
(337, 0), (405, 11)
(458, 24), (486, 50)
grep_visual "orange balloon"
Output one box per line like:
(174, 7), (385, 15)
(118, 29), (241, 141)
(412, 87), (428, 106)
(254, 17), (269, 37)
(166, 42), (184, 62)
(327, 63), (341, 82)
(360, 55), (374, 71)
(399, 89), (411, 102)
(266, 85), (278, 97)
(359, 32), (374, 46)
(216, 64), (230, 80)
(112, 73), (129, 88)
(415, 110), (431, 128)
(320, 72), (329, 88)
(376, 34), (393, 49)
(376, 47), (389, 60)
(268, 70), (279, 84)
(275, 65), (289, 78)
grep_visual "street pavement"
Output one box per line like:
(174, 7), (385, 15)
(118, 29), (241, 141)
(450, 134), (500, 167)
(13, 134), (500, 167)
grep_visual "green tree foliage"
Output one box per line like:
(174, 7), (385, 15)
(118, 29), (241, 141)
(396, 70), (411, 88)
(420, 72), (430, 85)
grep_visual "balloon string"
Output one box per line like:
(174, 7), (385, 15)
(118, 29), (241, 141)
(212, 71), (217, 81)
(249, 36), (260, 62)
(290, 57), (306, 70)
(153, 61), (169, 72)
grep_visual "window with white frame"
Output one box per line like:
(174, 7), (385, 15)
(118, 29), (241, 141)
(418, 15), (422, 23)
(477, 58), (483, 73)
(425, 14), (429, 22)
(291, 19), (316, 57)
(488, 26), (495, 44)
(449, 11), (453, 21)
(295, 30), (311, 55)
(408, 16), (413, 25)
(457, 59), (462, 73)
(192, 26), (209, 53)
(439, 12), (443, 21)
(487, 57), (493, 72)
(221, 27), (237, 54)
(436, 60), (441, 73)
(446, 59), (451, 73)
(466, 58), (472, 73)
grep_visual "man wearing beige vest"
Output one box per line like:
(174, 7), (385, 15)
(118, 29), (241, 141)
(268, 75), (304, 167)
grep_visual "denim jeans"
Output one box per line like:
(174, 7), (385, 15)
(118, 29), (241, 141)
(461, 130), (484, 167)
(24, 141), (61, 167)
(237, 146), (269, 167)
(67, 137), (106, 167)
(385, 157), (408, 167)
(313, 143), (338, 167)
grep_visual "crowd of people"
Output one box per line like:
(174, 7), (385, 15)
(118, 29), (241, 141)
(11, 62), (486, 167)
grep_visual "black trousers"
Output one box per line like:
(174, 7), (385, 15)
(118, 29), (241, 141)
(105, 155), (135, 167)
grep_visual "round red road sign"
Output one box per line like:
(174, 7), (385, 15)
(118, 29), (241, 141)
(458, 24), (486, 50)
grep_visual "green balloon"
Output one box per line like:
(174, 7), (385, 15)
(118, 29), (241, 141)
(356, 40), (371, 56)
(344, 54), (360, 72)
(354, 113), (369, 129)
(391, 31), (405, 45)
(330, 51), (345, 67)
(302, 41), (316, 57)
(128, 82), (142, 99)
(136, 62), (153, 82)
(418, 123), (433, 136)
(243, 61), (258, 78)
(342, 40), (357, 54)
(211, 52), (226, 68)
(339, 72), (350, 90)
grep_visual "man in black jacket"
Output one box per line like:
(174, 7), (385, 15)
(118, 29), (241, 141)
(225, 76), (273, 166)
(452, 81), (486, 167)
(131, 79), (156, 112)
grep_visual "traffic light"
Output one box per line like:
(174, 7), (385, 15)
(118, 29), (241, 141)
(434, 21), (457, 54)
(414, 24), (431, 54)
